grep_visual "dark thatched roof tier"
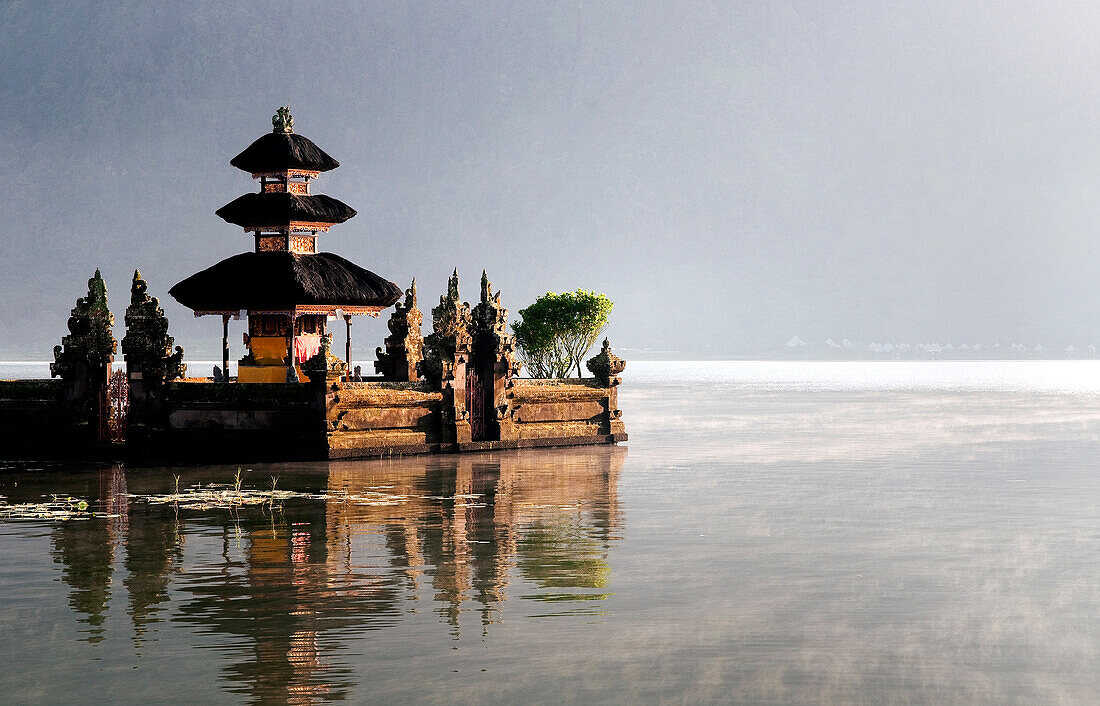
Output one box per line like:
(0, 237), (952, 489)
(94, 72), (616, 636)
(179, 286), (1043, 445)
(169, 252), (402, 311)
(230, 132), (339, 173)
(215, 193), (356, 228)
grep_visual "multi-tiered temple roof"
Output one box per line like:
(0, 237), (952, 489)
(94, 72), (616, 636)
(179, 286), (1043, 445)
(228, 129), (340, 174)
(170, 108), (401, 316)
(169, 251), (399, 312)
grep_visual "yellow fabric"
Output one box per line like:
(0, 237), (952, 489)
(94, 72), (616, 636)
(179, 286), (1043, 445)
(249, 336), (290, 365)
(238, 364), (305, 383)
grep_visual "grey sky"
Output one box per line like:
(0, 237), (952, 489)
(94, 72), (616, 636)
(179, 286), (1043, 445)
(1, 1), (1098, 358)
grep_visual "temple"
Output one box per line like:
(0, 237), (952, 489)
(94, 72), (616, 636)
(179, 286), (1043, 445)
(0, 109), (627, 462)
(169, 107), (401, 383)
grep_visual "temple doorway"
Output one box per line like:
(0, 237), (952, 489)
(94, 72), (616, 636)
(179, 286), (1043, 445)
(102, 368), (128, 442)
(466, 355), (493, 442)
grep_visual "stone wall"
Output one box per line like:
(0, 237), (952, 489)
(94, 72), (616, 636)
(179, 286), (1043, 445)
(326, 381), (444, 458)
(152, 381), (322, 461)
(0, 380), (69, 455)
(2, 373), (626, 462)
(502, 379), (625, 445)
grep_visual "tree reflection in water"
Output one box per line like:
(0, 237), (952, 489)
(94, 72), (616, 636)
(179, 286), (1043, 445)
(46, 446), (624, 703)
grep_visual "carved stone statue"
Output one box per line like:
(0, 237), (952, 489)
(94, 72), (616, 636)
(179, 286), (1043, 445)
(50, 270), (118, 439)
(51, 269), (117, 382)
(302, 333), (348, 384)
(471, 271), (509, 347)
(471, 270), (521, 439)
(272, 106), (294, 134)
(471, 271), (518, 376)
(419, 269), (472, 386)
(417, 270), (473, 443)
(375, 279), (424, 381)
(586, 338), (626, 386)
(121, 270), (186, 384)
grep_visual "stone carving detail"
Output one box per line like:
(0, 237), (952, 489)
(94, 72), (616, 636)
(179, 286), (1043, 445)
(471, 271), (507, 345)
(302, 333), (348, 383)
(472, 271), (520, 373)
(375, 279), (424, 381)
(272, 106), (294, 134)
(121, 270), (186, 384)
(417, 270), (473, 443)
(51, 269), (117, 383)
(586, 339), (626, 386)
(49, 269), (118, 439)
(471, 270), (521, 439)
(419, 269), (472, 387)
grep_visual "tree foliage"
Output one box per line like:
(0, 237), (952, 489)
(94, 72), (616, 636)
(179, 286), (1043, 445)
(512, 290), (613, 378)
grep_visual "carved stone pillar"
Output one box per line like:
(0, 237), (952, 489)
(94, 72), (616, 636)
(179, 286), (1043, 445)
(50, 269), (118, 442)
(375, 279), (424, 381)
(419, 270), (472, 444)
(586, 339), (627, 436)
(471, 271), (521, 441)
(285, 312), (299, 382)
(121, 270), (186, 445)
(301, 334), (347, 456)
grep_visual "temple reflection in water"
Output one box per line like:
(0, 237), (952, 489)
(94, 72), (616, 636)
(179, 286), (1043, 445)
(45, 446), (624, 702)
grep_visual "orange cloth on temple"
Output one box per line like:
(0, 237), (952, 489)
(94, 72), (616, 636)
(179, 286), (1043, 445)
(293, 334), (321, 364)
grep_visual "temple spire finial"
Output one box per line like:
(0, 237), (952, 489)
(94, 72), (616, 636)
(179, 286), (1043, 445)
(481, 270), (491, 303)
(131, 269), (148, 306)
(447, 269), (460, 300)
(87, 269), (108, 312)
(272, 106), (294, 134)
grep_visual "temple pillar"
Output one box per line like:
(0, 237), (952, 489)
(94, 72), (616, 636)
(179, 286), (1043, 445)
(221, 315), (230, 381)
(121, 270), (186, 449)
(286, 312), (299, 382)
(51, 270), (118, 443)
(471, 271), (520, 442)
(302, 334), (349, 456)
(420, 270), (472, 444)
(586, 339), (627, 436)
(344, 314), (352, 380)
(375, 279), (423, 382)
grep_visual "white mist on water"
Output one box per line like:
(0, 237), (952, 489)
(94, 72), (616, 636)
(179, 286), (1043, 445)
(626, 359), (1100, 393)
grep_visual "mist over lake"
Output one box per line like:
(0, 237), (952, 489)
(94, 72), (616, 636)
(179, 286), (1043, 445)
(1, 361), (1097, 703)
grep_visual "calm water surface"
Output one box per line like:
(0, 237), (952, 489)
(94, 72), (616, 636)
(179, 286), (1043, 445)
(1, 361), (1098, 703)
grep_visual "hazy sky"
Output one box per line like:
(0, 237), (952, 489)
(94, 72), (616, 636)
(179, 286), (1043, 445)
(2, 1), (1099, 358)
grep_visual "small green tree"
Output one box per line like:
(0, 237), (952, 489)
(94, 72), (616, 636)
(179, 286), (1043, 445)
(512, 298), (571, 378)
(513, 290), (613, 378)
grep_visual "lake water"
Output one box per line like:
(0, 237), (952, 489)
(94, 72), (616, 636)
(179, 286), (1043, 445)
(0, 361), (1097, 703)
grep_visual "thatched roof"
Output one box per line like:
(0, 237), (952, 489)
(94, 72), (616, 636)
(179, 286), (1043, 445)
(230, 133), (339, 174)
(216, 193), (356, 228)
(169, 252), (402, 311)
